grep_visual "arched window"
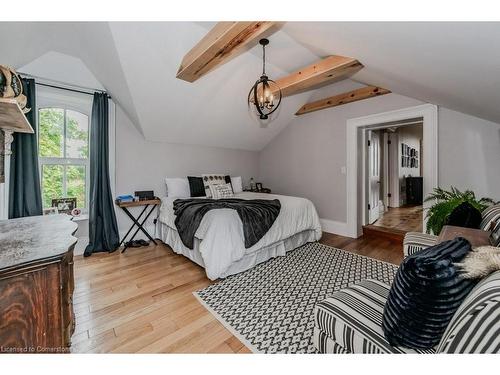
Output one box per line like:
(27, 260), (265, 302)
(38, 107), (89, 210)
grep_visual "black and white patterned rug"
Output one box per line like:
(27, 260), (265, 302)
(194, 242), (398, 353)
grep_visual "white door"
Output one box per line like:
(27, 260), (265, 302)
(368, 130), (381, 224)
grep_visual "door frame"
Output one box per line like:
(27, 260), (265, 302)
(346, 104), (438, 238)
(366, 129), (382, 224)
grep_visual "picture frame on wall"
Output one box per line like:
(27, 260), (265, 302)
(401, 156), (405, 167)
(415, 159), (419, 168)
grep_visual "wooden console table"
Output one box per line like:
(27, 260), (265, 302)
(438, 225), (491, 247)
(0, 215), (78, 353)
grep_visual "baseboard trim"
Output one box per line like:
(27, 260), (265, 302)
(320, 218), (356, 238)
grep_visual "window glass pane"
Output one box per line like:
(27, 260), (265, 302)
(66, 165), (86, 209)
(39, 108), (64, 158)
(42, 164), (63, 208)
(66, 110), (89, 159)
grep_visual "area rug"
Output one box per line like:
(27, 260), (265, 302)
(194, 242), (398, 353)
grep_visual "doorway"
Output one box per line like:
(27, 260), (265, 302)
(366, 122), (424, 233)
(346, 104), (438, 238)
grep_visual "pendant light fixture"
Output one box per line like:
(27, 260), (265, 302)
(248, 38), (282, 120)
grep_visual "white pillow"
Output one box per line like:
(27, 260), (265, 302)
(210, 183), (234, 199)
(201, 174), (226, 198)
(165, 177), (190, 198)
(230, 176), (243, 193)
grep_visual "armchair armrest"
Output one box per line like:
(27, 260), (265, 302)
(403, 232), (438, 258)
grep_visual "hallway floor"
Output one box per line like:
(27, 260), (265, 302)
(372, 205), (423, 232)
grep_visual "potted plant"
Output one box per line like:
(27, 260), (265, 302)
(425, 187), (496, 235)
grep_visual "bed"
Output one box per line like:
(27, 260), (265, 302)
(158, 192), (322, 280)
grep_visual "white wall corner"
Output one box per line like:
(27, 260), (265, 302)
(320, 218), (354, 238)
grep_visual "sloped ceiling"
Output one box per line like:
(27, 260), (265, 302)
(1, 22), (500, 151)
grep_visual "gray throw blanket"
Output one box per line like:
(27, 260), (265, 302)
(173, 198), (281, 250)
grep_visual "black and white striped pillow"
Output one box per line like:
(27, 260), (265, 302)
(436, 270), (500, 353)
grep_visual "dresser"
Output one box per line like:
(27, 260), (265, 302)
(0, 215), (78, 353)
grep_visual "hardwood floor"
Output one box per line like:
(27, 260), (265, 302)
(71, 233), (403, 353)
(372, 205), (423, 232)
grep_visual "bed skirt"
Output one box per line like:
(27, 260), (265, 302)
(159, 222), (320, 279)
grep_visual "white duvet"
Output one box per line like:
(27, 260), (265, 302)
(159, 192), (322, 279)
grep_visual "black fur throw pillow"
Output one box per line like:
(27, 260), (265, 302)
(187, 176), (206, 197)
(382, 237), (476, 349)
(446, 202), (482, 229)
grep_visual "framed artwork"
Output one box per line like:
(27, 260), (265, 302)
(415, 159), (419, 168)
(52, 197), (77, 214)
(256, 182), (263, 191)
(401, 144), (405, 155)
(43, 207), (59, 215)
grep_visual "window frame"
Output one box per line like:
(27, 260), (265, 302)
(37, 87), (92, 212)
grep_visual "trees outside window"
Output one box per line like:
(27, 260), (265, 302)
(38, 107), (89, 209)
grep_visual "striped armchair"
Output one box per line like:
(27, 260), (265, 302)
(403, 203), (500, 257)
(313, 271), (500, 354)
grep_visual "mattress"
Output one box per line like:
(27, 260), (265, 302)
(158, 192), (322, 280)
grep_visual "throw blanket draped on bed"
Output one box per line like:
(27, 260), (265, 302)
(173, 198), (281, 249)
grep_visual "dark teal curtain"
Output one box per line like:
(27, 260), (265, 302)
(9, 78), (43, 218)
(84, 93), (119, 256)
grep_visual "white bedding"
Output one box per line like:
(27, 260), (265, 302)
(159, 192), (322, 279)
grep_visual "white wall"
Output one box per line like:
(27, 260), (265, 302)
(438, 108), (500, 199)
(259, 91), (500, 229)
(259, 88), (424, 224)
(113, 106), (260, 236)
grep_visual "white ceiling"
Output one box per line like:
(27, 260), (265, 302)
(1, 22), (500, 151)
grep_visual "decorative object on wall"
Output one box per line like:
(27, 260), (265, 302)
(0, 130), (4, 183)
(248, 38), (282, 120)
(0, 65), (30, 114)
(52, 197), (77, 214)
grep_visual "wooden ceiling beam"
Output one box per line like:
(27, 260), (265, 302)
(274, 55), (363, 97)
(177, 21), (279, 82)
(295, 86), (391, 115)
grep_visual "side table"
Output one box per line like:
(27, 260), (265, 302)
(115, 198), (161, 252)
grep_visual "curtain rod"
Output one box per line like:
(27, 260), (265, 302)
(17, 71), (111, 99)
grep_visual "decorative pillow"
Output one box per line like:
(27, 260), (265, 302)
(455, 246), (500, 279)
(187, 176), (206, 197)
(480, 203), (500, 231)
(436, 270), (500, 353)
(446, 202), (482, 229)
(382, 237), (476, 349)
(209, 183), (234, 199)
(201, 174), (226, 198)
(165, 177), (190, 198)
(230, 176), (243, 193)
(490, 220), (500, 247)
